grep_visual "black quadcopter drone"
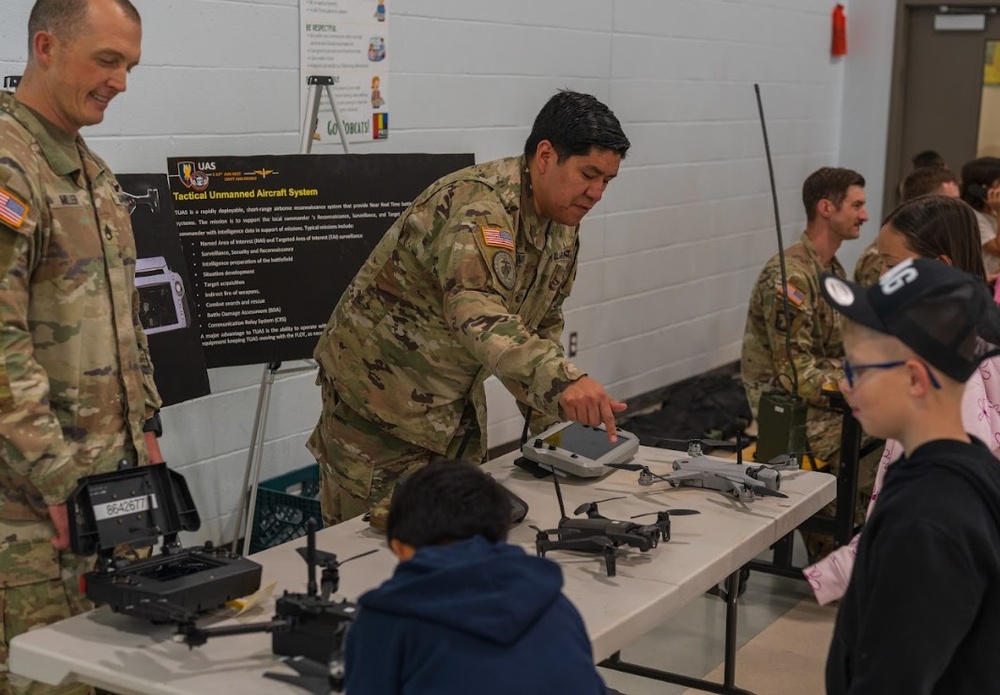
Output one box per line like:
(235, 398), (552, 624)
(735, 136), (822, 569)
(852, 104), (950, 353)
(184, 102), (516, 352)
(171, 520), (375, 694)
(530, 466), (699, 577)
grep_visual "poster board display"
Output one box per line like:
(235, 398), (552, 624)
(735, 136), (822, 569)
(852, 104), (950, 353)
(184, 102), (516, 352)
(301, 0), (390, 143)
(119, 173), (211, 406)
(166, 153), (473, 368)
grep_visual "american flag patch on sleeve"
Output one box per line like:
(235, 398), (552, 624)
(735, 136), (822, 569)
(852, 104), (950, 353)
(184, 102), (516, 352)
(777, 282), (806, 307)
(481, 225), (515, 251)
(0, 187), (29, 230)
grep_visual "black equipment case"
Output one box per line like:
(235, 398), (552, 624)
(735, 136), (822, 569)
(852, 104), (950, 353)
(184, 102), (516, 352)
(68, 463), (262, 620)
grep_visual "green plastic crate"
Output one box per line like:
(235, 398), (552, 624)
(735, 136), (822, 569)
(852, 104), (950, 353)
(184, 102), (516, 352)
(249, 464), (324, 553)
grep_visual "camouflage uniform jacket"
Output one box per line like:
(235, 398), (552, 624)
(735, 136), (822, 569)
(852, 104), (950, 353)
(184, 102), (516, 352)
(314, 155), (585, 457)
(853, 240), (880, 287)
(741, 232), (845, 418)
(0, 93), (161, 525)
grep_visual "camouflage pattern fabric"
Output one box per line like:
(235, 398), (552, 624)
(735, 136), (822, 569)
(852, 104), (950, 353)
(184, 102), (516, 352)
(741, 232), (847, 461)
(311, 156), (585, 520)
(0, 93), (160, 691)
(0, 518), (93, 695)
(740, 233), (879, 561)
(309, 377), (480, 530)
(853, 240), (881, 287)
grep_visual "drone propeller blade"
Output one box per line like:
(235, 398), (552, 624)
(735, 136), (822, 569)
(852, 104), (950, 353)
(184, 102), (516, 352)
(337, 548), (379, 565)
(630, 509), (700, 519)
(572, 496), (626, 515)
(754, 485), (789, 499)
(648, 436), (738, 450)
(604, 462), (646, 471)
(767, 453), (799, 469)
(530, 525), (559, 536)
(296, 546), (338, 566)
(590, 537), (614, 548)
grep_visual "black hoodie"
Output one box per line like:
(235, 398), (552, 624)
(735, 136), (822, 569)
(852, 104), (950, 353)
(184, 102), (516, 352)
(344, 535), (607, 695)
(826, 438), (1000, 695)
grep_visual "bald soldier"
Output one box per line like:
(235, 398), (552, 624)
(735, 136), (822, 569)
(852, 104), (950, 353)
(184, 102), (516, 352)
(309, 91), (630, 529)
(741, 167), (876, 562)
(0, 1), (162, 693)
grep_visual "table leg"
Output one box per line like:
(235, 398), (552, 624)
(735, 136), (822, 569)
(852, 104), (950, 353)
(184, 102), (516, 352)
(598, 569), (755, 695)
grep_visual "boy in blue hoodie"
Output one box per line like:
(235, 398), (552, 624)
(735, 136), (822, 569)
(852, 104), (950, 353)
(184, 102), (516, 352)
(820, 259), (1000, 694)
(344, 459), (609, 695)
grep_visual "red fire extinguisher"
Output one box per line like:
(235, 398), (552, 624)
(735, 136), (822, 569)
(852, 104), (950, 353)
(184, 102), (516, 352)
(832, 4), (848, 57)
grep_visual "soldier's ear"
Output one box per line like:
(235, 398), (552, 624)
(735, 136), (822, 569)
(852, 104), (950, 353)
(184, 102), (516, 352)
(816, 199), (835, 220)
(534, 141), (556, 174)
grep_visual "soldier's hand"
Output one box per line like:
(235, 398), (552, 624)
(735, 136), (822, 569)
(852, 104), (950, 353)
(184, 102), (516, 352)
(48, 504), (71, 550)
(145, 431), (165, 464)
(559, 376), (628, 442)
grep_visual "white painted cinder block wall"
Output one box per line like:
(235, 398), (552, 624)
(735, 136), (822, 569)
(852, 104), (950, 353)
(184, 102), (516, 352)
(0, 0), (895, 546)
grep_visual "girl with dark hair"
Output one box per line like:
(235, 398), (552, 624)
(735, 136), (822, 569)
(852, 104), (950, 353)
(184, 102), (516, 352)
(805, 194), (1000, 605)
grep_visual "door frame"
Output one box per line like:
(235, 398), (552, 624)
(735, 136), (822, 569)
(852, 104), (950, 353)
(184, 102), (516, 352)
(884, 0), (1000, 217)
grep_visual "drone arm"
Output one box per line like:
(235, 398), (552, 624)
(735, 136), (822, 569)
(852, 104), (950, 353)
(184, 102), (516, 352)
(176, 617), (291, 648)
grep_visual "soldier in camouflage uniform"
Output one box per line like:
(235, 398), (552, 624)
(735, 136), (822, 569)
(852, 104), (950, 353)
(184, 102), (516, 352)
(0, 2), (162, 693)
(309, 91), (630, 530)
(853, 166), (961, 287)
(741, 167), (878, 562)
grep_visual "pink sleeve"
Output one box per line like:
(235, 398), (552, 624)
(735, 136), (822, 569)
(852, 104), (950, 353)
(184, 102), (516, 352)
(803, 440), (902, 604)
(803, 535), (859, 605)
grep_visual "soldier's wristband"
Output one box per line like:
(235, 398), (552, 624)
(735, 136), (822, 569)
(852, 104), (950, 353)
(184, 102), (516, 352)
(143, 412), (163, 438)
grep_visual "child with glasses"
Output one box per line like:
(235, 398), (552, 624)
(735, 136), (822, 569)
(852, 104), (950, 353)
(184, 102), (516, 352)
(805, 195), (1000, 605)
(821, 258), (1000, 694)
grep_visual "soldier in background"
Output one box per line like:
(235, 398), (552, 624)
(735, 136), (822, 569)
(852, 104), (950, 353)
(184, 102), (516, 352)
(854, 165), (960, 287)
(741, 167), (874, 562)
(309, 91), (630, 530)
(0, 1), (162, 693)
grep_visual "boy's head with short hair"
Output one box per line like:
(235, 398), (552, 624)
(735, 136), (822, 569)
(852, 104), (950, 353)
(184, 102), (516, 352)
(386, 459), (511, 561)
(821, 259), (1000, 447)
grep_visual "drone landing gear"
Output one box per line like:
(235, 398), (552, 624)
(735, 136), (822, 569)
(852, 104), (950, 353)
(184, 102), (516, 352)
(599, 566), (757, 695)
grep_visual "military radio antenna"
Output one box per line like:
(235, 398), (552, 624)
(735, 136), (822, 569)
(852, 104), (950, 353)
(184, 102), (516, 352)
(754, 83), (800, 397)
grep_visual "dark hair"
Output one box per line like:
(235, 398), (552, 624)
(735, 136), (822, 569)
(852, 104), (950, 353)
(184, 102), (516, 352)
(901, 166), (959, 201)
(28, 0), (141, 54)
(960, 156), (1000, 213)
(386, 460), (511, 548)
(911, 150), (946, 170)
(524, 90), (630, 162)
(801, 167), (866, 222)
(881, 195), (987, 281)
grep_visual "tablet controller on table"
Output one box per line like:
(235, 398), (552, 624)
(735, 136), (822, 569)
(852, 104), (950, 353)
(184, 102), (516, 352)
(520, 421), (639, 478)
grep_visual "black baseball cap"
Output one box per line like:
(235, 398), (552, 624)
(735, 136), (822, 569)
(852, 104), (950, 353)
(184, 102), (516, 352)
(820, 258), (1000, 382)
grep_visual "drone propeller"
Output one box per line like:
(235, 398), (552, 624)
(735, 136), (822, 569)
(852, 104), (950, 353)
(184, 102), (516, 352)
(573, 496), (626, 516)
(630, 509), (701, 518)
(647, 436), (739, 450)
(767, 453), (799, 469)
(530, 524), (579, 537)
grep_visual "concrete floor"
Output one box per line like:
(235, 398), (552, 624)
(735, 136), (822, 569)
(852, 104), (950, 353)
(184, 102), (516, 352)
(598, 535), (837, 695)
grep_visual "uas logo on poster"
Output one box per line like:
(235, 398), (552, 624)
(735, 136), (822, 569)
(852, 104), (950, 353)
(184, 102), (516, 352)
(300, 0), (390, 144)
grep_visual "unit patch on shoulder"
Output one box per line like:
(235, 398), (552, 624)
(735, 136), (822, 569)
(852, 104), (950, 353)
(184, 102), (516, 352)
(0, 186), (29, 230)
(481, 225), (515, 251)
(492, 250), (516, 290)
(776, 282), (806, 308)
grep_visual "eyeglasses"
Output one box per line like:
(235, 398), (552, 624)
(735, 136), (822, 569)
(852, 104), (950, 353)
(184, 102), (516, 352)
(843, 359), (941, 390)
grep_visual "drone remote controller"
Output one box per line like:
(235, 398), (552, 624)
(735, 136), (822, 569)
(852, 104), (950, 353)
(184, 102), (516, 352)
(521, 422), (639, 478)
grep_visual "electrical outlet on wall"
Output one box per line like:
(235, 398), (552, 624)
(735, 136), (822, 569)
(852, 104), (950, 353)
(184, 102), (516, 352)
(568, 331), (578, 357)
